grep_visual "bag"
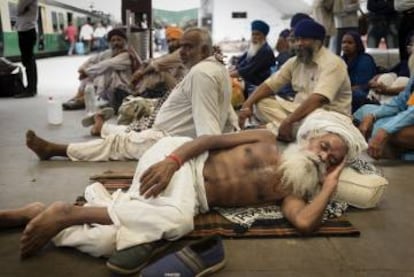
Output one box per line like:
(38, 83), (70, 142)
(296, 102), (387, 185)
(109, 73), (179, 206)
(358, 8), (369, 36)
(0, 66), (25, 97)
(75, 42), (85, 55)
(117, 95), (154, 125)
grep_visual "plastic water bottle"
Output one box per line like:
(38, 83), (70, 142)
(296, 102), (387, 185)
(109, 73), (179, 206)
(47, 97), (63, 125)
(84, 83), (97, 115)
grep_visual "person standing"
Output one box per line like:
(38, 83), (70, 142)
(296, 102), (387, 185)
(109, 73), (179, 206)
(14, 0), (38, 98)
(332, 0), (360, 55)
(312, 0), (336, 47)
(64, 21), (77, 56)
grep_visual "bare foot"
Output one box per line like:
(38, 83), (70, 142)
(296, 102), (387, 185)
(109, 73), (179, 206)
(0, 202), (45, 228)
(90, 114), (104, 136)
(26, 130), (53, 160)
(20, 201), (72, 259)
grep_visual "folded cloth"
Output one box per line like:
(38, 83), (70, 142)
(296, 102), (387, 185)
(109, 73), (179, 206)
(140, 235), (226, 277)
(296, 110), (368, 163)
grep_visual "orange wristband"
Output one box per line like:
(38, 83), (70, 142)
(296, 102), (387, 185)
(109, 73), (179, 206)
(166, 153), (182, 168)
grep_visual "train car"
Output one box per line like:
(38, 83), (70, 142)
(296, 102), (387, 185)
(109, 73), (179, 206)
(0, 0), (110, 60)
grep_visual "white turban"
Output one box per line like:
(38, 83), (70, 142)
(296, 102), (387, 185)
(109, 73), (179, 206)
(297, 111), (368, 163)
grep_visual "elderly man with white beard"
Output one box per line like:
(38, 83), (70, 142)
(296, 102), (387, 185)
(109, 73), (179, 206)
(229, 20), (276, 98)
(0, 111), (366, 260)
(239, 19), (352, 142)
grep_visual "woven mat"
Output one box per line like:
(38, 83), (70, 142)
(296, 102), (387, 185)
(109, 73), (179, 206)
(89, 170), (360, 238)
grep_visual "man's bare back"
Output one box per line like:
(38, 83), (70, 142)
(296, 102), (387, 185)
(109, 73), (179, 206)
(203, 142), (286, 207)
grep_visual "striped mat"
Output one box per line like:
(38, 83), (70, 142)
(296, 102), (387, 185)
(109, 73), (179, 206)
(89, 171), (360, 238)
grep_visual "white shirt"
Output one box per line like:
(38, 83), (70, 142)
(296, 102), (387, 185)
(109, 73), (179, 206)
(153, 56), (236, 137)
(80, 23), (94, 40)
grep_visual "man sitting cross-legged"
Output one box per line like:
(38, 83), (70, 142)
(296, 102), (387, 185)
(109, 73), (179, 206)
(0, 111), (367, 259)
(26, 28), (238, 162)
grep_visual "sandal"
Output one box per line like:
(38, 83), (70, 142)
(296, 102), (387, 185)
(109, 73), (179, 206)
(62, 98), (85, 110)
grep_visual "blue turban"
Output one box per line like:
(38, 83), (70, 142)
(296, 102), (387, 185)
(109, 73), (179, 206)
(294, 19), (326, 41)
(290, 13), (312, 29)
(279, 28), (291, 38)
(251, 20), (270, 36)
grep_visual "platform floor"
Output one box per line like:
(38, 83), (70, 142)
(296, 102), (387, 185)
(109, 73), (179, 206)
(0, 55), (414, 277)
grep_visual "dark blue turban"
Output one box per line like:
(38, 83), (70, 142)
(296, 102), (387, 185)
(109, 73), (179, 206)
(251, 20), (270, 36)
(294, 19), (326, 41)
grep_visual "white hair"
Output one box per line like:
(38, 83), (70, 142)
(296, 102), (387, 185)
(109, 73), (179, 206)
(278, 142), (327, 199)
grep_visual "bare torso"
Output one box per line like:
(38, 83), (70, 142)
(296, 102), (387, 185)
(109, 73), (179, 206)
(203, 142), (287, 207)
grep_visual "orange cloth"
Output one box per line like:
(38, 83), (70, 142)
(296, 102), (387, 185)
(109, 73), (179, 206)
(166, 26), (183, 40)
(231, 78), (245, 108)
(407, 92), (414, 106)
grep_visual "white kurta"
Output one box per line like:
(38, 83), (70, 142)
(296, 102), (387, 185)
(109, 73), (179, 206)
(54, 137), (209, 257)
(67, 56), (237, 161)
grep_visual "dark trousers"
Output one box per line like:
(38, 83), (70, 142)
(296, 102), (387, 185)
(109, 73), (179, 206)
(18, 28), (37, 93)
(398, 11), (414, 61)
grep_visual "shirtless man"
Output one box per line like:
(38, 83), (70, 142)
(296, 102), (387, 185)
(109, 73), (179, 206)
(1, 111), (365, 260)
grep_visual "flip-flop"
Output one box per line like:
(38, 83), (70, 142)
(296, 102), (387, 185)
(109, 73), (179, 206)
(140, 235), (226, 277)
(81, 107), (114, 127)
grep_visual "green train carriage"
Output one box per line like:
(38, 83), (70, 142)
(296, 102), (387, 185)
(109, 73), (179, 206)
(0, 0), (110, 60)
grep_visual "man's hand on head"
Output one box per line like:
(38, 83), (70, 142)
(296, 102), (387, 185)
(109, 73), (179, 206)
(322, 158), (346, 191)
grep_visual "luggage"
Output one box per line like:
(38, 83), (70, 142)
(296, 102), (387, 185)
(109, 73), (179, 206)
(0, 58), (25, 97)
(75, 41), (85, 55)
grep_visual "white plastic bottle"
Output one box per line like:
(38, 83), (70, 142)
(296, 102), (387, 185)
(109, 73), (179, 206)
(84, 83), (97, 115)
(47, 96), (63, 125)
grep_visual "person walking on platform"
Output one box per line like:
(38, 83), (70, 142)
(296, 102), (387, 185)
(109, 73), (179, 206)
(14, 0), (38, 98)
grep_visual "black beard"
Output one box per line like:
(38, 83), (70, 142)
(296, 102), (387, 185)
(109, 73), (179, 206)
(296, 46), (314, 64)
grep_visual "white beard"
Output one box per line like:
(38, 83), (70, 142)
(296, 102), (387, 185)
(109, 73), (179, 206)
(246, 41), (264, 58)
(278, 143), (327, 199)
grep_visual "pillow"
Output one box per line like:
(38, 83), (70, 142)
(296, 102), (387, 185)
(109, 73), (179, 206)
(333, 167), (388, 209)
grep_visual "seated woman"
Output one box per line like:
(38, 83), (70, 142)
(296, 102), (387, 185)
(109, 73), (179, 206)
(367, 32), (414, 104)
(353, 52), (414, 160)
(341, 31), (378, 113)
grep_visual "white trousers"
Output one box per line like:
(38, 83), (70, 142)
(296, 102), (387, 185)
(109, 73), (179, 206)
(54, 137), (209, 257)
(67, 123), (165, 161)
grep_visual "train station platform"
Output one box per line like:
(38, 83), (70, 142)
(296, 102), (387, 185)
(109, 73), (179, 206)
(1, 55), (414, 276)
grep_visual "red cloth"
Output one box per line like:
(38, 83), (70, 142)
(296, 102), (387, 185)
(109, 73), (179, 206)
(65, 25), (77, 43)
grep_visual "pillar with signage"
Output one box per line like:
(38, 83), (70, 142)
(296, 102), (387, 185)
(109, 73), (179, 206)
(121, 0), (152, 59)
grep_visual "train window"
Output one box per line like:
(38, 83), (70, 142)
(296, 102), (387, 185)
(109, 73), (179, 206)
(58, 13), (65, 29)
(8, 2), (18, 30)
(232, 12), (247, 19)
(51, 11), (58, 32)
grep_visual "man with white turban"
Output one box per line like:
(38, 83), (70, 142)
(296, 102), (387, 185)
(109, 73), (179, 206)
(3, 111), (368, 262)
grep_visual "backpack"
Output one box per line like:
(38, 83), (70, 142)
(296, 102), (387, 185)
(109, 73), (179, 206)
(0, 58), (25, 97)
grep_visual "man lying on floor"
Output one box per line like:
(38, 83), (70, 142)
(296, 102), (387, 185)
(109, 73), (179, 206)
(0, 111), (367, 259)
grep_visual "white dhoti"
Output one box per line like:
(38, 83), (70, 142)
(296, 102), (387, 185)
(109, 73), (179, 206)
(54, 137), (209, 257)
(67, 123), (165, 161)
